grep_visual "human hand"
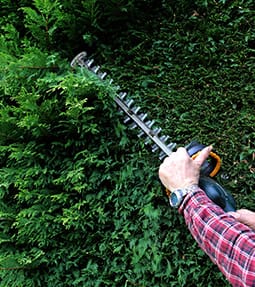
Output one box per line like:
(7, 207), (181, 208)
(158, 145), (212, 191)
(228, 209), (255, 231)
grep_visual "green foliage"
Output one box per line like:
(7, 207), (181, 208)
(21, 0), (62, 49)
(0, 0), (254, 286)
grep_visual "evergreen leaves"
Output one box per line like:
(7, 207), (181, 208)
(0, 0), (254, 286)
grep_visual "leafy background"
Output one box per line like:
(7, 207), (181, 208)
(0, 0), (254, 286)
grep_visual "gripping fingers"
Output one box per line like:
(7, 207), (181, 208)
(193, 146), (213, 167)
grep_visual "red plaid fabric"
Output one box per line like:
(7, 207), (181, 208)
(179, 188), (255, 287)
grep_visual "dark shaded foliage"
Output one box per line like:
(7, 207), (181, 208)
(0, 0), (254, 286)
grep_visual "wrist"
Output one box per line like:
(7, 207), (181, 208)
(167, 178), (199, 192)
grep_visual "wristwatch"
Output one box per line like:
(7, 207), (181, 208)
(169, 184), (198, 208)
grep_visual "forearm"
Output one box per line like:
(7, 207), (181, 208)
(179, 189), (255, 286)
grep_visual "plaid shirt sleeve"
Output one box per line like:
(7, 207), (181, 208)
(178, 188), (255, 287)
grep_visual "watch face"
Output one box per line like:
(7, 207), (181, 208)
(170, 192), (179, 207)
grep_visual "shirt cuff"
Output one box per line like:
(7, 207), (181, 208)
(178, 187), (212, 214)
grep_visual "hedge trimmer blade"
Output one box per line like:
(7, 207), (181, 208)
(71, 51), (176, 160)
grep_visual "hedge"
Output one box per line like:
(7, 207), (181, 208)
(0, 0), (254, 286)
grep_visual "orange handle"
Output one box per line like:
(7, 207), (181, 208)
(191, 151), (221, 177)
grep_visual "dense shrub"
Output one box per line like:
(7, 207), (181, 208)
(0, 0), (254, 286)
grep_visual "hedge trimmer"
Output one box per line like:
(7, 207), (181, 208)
(70, 51), (236, 212)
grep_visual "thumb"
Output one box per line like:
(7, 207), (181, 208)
(193, 145), (213, 167)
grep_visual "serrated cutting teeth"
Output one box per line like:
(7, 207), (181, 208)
(125, 99), (134, 107)
(150, 127), (162, 137)
(160, 135), (169, 143)
(167, 142), (176, 149)
(119, 92), (127, 99)
(130, 123), (137, 129)
(144, 137), (151, 145)
(98, 72), (107, 79)
(71, 51), (178, 161)
(132, 106), (141, 114)
(152, 144), (159, 153)
(92, 65), (100, 73)
(159, 151), (167, 160)
(123, 116), (131, 124)
(85, 59), (94, 68)
(145, 120), (155, 128)
(139, 113), (147, 121)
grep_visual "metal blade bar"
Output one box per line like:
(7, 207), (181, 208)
(71, 51), (177, 159)
(114, 96), (176, 157)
